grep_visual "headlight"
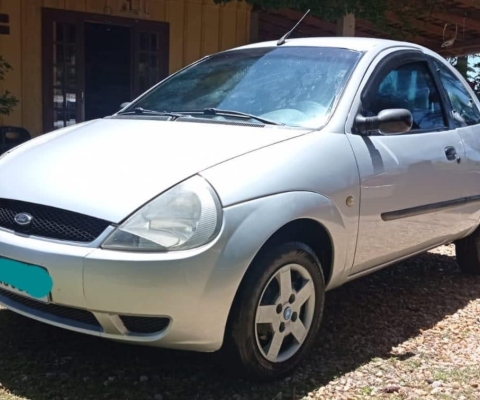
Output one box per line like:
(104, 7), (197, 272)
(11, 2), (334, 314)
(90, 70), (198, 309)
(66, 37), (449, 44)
(102, 176), (222, 252)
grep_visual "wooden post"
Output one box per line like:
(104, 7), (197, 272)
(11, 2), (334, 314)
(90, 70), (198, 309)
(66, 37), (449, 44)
(336, 13), (355, 37)
(250, 9), (259, 43)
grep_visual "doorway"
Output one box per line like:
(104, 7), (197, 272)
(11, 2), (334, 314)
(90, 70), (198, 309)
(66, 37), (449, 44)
(85, 23), (131, 121)
(42, 8), (170, 133)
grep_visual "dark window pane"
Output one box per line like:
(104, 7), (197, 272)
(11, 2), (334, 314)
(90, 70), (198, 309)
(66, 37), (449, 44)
(66, 93), (77, 126)
(54, 22), (64, 42)
(139, 53), (148, 74)
(67, 24), (76, 44)
(66, 46), (76, 65)
(150, 54), (158, 68)
(54, 44), (64, 64)
(151, 33), (158, 51)
(54, 65), (64, 87)
(139, 76), (147, 92)
(66, 66), (76, 87)
(53, 109), (66, 130)
(150, 67), (159, 82)
(54, 88), (64, 109)
(140, 32), (149, 51)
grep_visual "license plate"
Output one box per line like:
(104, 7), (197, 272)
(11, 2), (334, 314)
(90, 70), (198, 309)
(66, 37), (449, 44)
(0, 256), (52, 304)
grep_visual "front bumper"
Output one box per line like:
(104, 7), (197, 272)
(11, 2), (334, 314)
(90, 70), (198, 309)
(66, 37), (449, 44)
(0, 191), (343, 352)
(0, 217), (238, 352)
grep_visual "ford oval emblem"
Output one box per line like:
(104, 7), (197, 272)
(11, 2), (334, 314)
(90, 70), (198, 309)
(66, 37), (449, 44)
(14, 213), (33, 226)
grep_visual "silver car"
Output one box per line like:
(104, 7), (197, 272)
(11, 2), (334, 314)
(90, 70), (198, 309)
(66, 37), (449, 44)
(1, 37), (480, 381)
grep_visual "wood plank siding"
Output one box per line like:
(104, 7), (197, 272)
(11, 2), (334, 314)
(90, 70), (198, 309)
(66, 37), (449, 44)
(0, 0), (251, 137)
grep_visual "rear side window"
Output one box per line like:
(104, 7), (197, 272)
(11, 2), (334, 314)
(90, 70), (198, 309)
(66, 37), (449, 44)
(435, 61), (480, 127)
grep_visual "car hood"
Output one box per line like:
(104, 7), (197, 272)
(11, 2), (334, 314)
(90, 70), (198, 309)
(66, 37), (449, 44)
(0, 118), (309, 223)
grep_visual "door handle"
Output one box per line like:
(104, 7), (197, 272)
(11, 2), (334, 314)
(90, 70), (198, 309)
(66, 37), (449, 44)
(445, 146), (461, 163)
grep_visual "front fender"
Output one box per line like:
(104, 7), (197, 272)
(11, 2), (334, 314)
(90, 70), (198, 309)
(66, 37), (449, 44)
(219, 191), (348, 288)
(201, 191), (351, 348)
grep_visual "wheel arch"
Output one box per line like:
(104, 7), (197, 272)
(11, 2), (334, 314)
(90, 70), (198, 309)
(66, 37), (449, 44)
(222, 217), (335, 346)
(250, 218), (334, 286)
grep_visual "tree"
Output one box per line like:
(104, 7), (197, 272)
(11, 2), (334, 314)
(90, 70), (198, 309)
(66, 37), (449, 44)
(0, 56), (19, 116)
(449, 55), (480, 99)
(469, 57), (480, 99)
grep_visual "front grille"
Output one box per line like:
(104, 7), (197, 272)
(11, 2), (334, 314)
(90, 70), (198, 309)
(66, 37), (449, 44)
(0, 288), (102, 331)
(0, 198), (111, 243)
(120, 315), (170, 334)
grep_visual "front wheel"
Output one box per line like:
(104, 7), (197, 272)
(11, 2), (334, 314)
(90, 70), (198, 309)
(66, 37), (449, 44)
(222, 242), (325, 381)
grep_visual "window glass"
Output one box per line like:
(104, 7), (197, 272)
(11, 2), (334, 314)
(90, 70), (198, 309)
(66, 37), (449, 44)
(435, 60), (480, 127)
(364, 61), (446, 131)
(127, 47), (363, 128)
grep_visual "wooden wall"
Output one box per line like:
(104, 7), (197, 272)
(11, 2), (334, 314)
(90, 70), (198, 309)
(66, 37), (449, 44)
(0, 0), (23, 129)
(0, 0), (251, 137)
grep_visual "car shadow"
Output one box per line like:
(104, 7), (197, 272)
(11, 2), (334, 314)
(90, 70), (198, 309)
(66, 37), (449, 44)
(0, 249), (479, 400)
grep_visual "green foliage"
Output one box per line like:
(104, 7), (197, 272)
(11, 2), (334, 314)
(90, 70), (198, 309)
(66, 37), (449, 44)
(0, 56), (19, 116)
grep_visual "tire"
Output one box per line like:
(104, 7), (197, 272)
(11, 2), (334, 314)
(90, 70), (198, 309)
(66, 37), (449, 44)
(455, 229), (480, 275)
(221, 242), (325, 381)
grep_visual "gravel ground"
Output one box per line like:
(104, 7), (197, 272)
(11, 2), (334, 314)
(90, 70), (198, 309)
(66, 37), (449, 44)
(0, 244), (479, 400)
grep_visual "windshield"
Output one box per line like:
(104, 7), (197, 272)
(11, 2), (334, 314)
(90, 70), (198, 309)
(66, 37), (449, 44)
(124, 46), (363, 128)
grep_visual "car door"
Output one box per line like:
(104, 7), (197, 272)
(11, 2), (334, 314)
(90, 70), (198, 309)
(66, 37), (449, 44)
(345, 49), (466, 275)
(431, 57), (480, 233)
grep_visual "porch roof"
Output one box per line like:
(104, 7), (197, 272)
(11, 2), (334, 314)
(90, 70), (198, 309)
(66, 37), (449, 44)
(258, 1), (480, 57)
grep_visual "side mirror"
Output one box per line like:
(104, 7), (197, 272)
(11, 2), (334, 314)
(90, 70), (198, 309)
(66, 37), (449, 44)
(120, 102), (131, 110)
(354, 109), (413, 136)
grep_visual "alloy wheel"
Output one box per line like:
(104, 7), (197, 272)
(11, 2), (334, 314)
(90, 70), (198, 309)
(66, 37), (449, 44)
(254, 263), (316, 363)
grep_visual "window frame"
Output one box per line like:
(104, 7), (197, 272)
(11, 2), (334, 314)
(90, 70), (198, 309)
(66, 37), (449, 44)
(429, 55), (480, 128)
(359, 50), (454, 135)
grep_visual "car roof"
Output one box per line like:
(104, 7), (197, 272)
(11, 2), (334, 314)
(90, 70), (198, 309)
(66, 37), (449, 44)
(231, 37), (426, 54)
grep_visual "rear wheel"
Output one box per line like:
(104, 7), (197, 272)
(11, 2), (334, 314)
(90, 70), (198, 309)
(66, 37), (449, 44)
(222, 242), (325, 381)
(455, 229), (480, 275)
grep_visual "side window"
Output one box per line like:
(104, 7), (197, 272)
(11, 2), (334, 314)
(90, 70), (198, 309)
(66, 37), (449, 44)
(364, 61), (447, 131)
(435, 60), (480, 127)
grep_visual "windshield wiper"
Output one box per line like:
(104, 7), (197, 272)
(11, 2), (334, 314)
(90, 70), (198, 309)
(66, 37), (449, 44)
(204, 108), (283, 125)
(120, 107), (283, 126)
(173, 108), (283, 126)
(118, 107), (184, 119)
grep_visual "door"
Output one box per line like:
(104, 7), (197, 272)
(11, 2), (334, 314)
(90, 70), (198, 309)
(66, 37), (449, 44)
(42, 9), (169, 133)
(431, 57), (480, 233)
(346, 50), (466, 275)
(84, 22), (133, 121)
